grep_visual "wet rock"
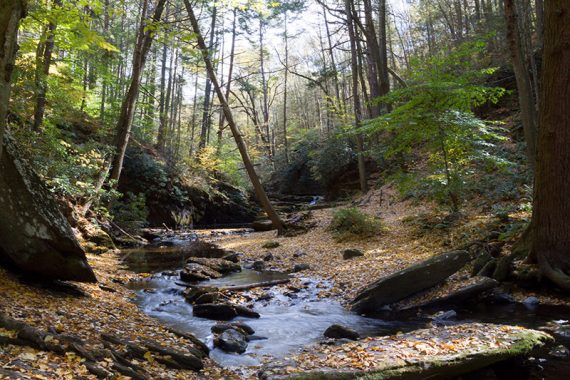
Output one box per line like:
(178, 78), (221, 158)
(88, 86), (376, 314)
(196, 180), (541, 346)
(523, 296), (539, 307)
(324, 324), (359, 340)
(223, 252), (240, 263)
(183, 286), (217, 304)
(214, 328), (248, 354)
(234, 305), (261, 319)
(193, 303), (238, 321)
(180, 263), (223, 282)
(263, 252), (274, 261)
(186, 257), (241, 274)
(293, 263), (310, 272)
(487, 290), (515, 304)
(549, 345), (570, 358)
(257, 292), (273, 301)
(351, 250), (472, 314)
(343, 249), (364, 260)
(212, 322), (255, 336)
(252, 261), (266, 272)
(194, 292), (221, 304)
(262, 241), (280, 249)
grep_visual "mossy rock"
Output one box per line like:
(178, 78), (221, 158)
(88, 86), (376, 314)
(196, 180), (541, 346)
(262, 241), (281, 249)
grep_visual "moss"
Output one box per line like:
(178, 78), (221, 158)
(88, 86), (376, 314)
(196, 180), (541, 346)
(262, 241), (281, 249)
(273, 330), (553, 380)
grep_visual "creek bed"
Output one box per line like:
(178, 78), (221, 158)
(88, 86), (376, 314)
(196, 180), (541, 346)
(123, 236), (570, 378)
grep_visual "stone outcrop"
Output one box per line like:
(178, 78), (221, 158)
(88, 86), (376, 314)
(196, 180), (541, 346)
(0, 135), (96, 282)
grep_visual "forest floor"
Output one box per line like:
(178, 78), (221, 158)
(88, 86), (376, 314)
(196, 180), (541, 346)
(216, 185), (569, 307)
(0, 185), (566, 379)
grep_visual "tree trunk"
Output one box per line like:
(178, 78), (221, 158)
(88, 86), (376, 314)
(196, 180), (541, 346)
(282, 11), (289, 164)
(198, 6), (217, 151)
(345, 0), (367, 193)
(33, 0), (61, 131)
(504, 0), (538, 168)
(110, 0), (167, 183)
(183, 0), (284, 233)
(0, 0), (24, 158)
(217, 8), (237, 155)
(530, 0), (570, 290)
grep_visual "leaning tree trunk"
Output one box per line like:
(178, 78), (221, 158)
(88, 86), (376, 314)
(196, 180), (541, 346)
(183, 0), (284, 233)
(530, 0), (570, 290)
(110, 0), (167, 182)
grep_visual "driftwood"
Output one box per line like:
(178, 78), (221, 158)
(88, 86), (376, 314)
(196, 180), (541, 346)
(189, 278), (290, 292)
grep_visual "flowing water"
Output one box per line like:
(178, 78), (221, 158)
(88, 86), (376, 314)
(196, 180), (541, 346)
(123, 236), (570, 377)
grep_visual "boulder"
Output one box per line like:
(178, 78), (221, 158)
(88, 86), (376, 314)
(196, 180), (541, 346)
(398, 277), (499, 311)
(223, 252), (241, 263)
(253, 219), (274, 231)
(234, 305), (260, 319)
(293, 263), (310, 273)
(193, 304), (238, 321)
(351, 250), (471, 314)
(186, 257), (241, 274)
(212, 322), (255, 336)
(343, 249), (364, 260)
(0, 135), (96, 282)
(324, 324), (359, 340)
(183, 286), (217, 303)
(180, 263), (222, 282)
(214, 328), (248, 354)
(260, 324), (553, 380)
(194, 292), (221, 304)
(252, 260), (266, 272)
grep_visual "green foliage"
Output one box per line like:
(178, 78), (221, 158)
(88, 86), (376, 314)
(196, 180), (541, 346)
(366, 40), (508, 211)
(13, 123), (118, 208)
(328, 207), (383, 241)
(111, 192), (149, 231)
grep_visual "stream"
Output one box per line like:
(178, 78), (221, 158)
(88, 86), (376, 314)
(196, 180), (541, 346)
(122, 234), (570, 378)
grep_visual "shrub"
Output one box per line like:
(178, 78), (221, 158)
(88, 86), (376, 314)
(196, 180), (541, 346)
(328, 207), (383, 241)
(111, 192), (149, 231)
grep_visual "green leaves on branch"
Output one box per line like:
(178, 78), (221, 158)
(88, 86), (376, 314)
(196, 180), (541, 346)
(365, 40), (509, 211)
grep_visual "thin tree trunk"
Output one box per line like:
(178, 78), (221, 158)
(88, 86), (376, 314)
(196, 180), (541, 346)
(33, 0), (61, 131)
(198, 6), (217, 150)
(531, 0), (570, 290)
(217, 8), (237, 155)
(110, 0), (167, 183)
(183, 0), (285, 233)
(504, 0), (538, 168)
(282, 11), (289, 164)
(345, 0), (367, 193)
(156, 31), (169, 151)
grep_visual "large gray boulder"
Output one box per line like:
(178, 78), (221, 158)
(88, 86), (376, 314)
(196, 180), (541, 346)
(351, 250), (471, 314)
(0, 136), (96, 282)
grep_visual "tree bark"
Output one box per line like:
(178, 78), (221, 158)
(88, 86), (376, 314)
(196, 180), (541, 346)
(198, 6), (217, 151)
(345, 0), (367, 193)
(110, 0), (167, 183)
(0, 0), (25, 158)
(33, 0), (61, 131)
(530, 0), (570, 290)
(183, 0), (284, 233)
(504, 0), (538, 168)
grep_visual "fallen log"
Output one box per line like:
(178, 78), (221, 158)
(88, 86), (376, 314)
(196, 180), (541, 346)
(190, 278), (290, 291)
